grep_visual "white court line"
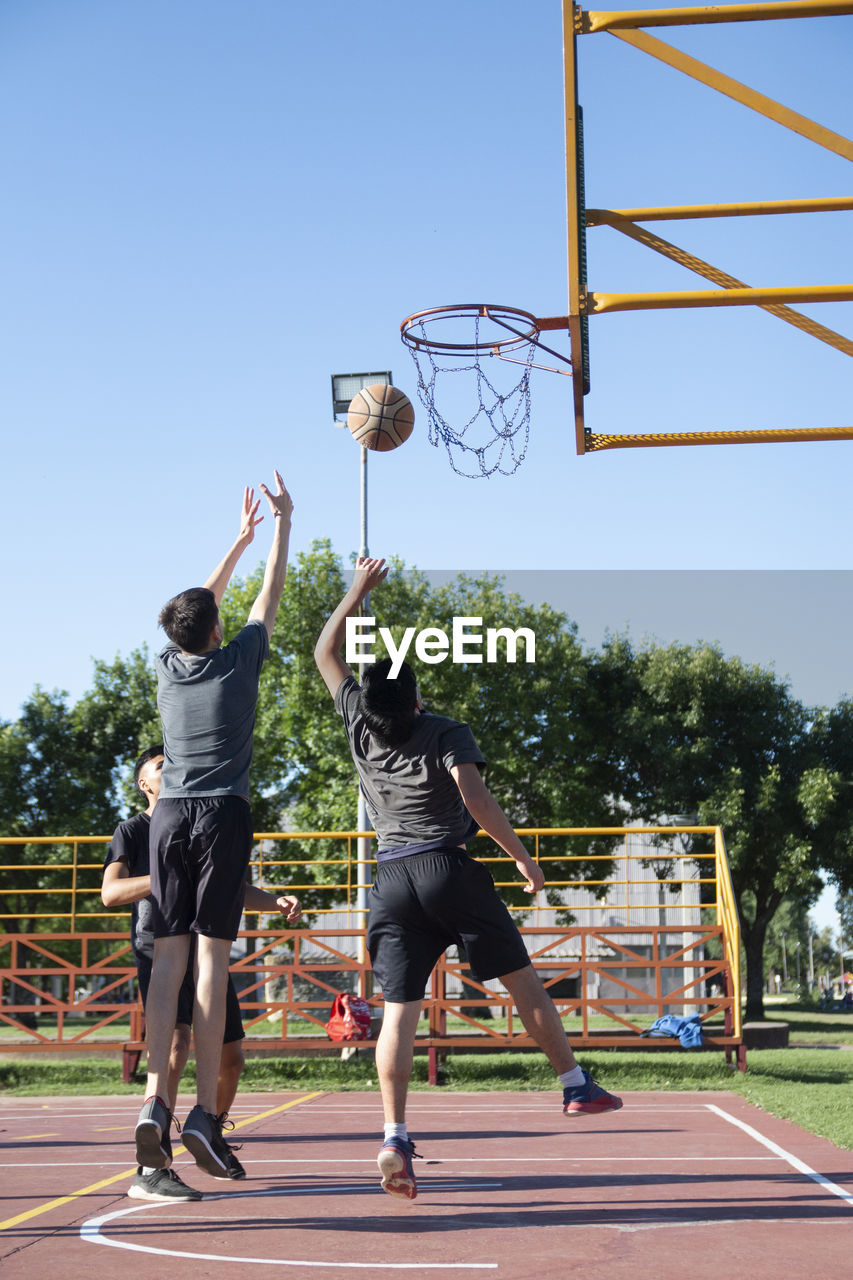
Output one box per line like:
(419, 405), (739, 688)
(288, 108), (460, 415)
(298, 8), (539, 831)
(80, 1186), (501, 1269)
(313, 1106), (707, 1113)
(2, 1156), (781, 1168)
(705, 1105), (853, 1209)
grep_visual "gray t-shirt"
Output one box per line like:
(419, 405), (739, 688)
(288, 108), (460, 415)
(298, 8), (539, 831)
(157, 619), (269, 798)
(334, 674), (485, 852)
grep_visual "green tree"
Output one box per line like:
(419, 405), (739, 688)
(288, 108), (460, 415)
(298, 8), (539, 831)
(76, 647), (161, 810)
(0, 686), (135, 1020)
(597, 638), (842, 1020)
(765, 897), (811, 992)
(837, 892), (853, 951)
(808, 923), (842, 987)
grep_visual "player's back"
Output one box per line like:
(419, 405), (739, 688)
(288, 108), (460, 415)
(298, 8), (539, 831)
(156, 619), (269, 799)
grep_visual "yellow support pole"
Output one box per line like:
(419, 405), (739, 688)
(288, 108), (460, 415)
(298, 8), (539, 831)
(592, 216), (853, 356)
(588, 283), (853, 313)
(70, 843), (78, 934)
(586, 425), (853, 450)
(563, 0), (588, 453)
(586, 196), (853, 224)
(610, 27), (853, 162)
(583, 0), (853, 34)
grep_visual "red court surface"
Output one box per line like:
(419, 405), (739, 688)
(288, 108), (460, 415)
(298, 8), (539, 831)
(1, 1089), (851, 1279)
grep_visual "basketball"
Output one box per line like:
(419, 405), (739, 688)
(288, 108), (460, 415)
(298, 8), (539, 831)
(347, 384), (415, 452)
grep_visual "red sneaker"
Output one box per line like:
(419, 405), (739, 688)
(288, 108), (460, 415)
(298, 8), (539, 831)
(377, 1136), (420, 1200)
(563, 1071), (623, 1115)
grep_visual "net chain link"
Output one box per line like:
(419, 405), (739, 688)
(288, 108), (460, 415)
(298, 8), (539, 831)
(406, 311), (536, 478)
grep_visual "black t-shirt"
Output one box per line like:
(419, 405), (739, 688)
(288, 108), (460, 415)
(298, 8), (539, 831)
(334, 675), (485, 853)
(103, 812), (154, 959)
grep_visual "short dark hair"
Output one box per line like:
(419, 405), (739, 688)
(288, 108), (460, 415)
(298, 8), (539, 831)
(134, 744), (164, 796)
(158, 587), (219, 653)
(359, 659), (418, 748)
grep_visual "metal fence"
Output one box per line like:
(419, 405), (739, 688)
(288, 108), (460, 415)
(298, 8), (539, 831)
(0, 826), (743, 1070)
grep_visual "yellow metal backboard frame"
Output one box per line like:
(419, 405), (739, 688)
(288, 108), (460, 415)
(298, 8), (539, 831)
(560, 0), (853, 454)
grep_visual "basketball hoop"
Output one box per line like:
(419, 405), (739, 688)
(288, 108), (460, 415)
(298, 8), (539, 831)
(400, 304), (572, 478)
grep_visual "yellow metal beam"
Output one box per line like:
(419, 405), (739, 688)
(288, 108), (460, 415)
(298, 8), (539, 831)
(586, 426), (853, 449)
(597, 216), (853, 356)
(588, 283), (853, 313)
(582, 1), (853, 35)
(563, 0), (588, 453)
(586, 196), (853, 223)
(611, 27), (853, 161)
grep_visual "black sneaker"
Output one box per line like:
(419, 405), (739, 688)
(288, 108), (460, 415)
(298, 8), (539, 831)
(128, 1167), (202, 1202)
(135, 1095), (173, 1170)
(182, 1105), (233, 1178)
(217, 1113), (246, 1180)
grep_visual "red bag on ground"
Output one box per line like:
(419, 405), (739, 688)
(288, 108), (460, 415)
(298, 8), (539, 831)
(325, 993), (372, 1041)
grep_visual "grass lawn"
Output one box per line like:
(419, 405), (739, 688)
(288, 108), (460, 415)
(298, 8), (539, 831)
(2, 1001), (850, 1149)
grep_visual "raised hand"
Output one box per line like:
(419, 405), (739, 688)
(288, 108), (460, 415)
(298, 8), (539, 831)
(259, 470), (294, 525)
(352, 556), (388, 600)
(239, 487), (264, 543)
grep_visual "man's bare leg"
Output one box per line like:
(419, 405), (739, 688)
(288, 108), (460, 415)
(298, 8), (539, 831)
(165, 1025), (191, 1114)
(180, 935), (236, 1177)
(136, 935), (191, 1169)
(144, 935), (192, 1102)
(192, 934), (233, 1113)
(217, 1038), (245, 1117)
(500, 963), (623, 1114)
(375, 1000), (422, 1123)
(375, 1000), (422, 1200)
(499, 964), (578, 1073)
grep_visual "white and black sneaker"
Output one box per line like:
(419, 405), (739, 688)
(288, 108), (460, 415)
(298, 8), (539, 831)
(182, 1105), (234, 1178)
(128, 1167), (202, 1202)
(134, 1095), (173, 1170)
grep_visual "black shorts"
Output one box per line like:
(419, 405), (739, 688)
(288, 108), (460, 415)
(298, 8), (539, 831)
(135, 946), (245, 1044)
(149, 796), (253, 941)
(366, 848), (531, 1003)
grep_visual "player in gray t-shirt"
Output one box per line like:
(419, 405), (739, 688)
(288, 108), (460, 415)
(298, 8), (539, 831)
(135, 475), (299, 1183)
(315, 557), (623, 1202)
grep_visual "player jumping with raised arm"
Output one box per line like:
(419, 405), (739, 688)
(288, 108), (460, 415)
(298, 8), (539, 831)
(314, 556), (622, 1201)
(135, 475), (296, 1180)
(104, 743), (301, 1200)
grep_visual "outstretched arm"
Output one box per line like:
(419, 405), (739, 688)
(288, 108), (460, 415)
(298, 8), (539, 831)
(102, 858), (303, 924)
(204, 487), (265, 606)
(313, 556), (388, 697)
(450, 762), (545, 895)
(243, 883), (302, 923)
(248, 470), (294, 639)
(101, 859), (151, 908)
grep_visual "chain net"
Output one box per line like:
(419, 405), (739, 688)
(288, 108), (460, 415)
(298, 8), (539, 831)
(404, 310), (537, 478)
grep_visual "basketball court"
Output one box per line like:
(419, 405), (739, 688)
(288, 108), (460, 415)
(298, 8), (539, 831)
(2, 1089), (851, 1278)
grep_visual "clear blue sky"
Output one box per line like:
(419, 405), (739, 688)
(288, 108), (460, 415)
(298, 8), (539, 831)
(1, 2), (851, 929)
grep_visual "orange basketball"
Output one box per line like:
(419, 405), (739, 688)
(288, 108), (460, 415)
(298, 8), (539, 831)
(347, 384), (415, 452)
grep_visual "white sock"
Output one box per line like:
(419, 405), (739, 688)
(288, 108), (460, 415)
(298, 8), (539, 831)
(384, 1122), (408, 1142)
(559, 1066), (585, 1089)
(141, 1166), (158, 1177)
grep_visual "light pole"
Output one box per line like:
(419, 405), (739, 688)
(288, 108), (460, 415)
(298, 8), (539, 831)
(840, 934), (847, 991)
(780, 932), (788, 984)
(331, 371), (393, 942)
